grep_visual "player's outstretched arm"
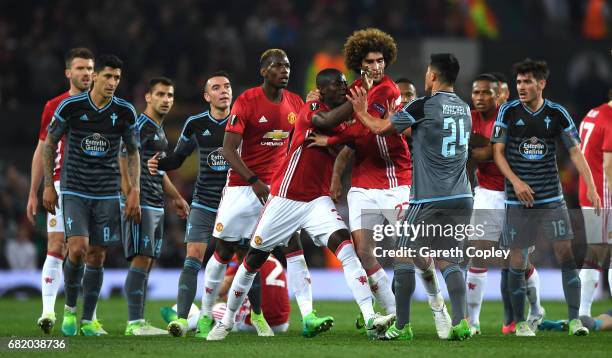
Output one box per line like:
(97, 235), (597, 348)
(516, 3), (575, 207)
(311, 100), (354, 129)
(42, 136), (59, 215)
(162, 174), (190, 219)
(223, 131), (269, 205)
(27, 140), (45, 223)
(569, 146), (601, 214)
(492, 142), (535, 207)
(348, 87), (396, 136)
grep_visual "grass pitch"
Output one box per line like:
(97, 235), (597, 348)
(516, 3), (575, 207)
(0, 298), (610, 357)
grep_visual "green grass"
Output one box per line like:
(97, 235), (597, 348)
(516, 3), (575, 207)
(0, 298), (610, 357)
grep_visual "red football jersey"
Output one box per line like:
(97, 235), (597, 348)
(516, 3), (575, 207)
(226, 256), (290, 326)
(39, 91), (70, 181)
(225, 87), (304, 186)
(471, 108), (504, 191)
(579, 103), (612, 207)
(330, 76), (412, 189)
(271, 101), (344, 201)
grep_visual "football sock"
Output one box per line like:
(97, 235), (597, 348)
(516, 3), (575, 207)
(367, 265), (396, 314)
(286, 251), (313, 318)
(41, 253), (63, 315)
(222, 264), (256, 327)
(579, 262), (600, 316)
(393, 262), (415, 329)
(466, 267), (487, 325)
(82, 266), (103, 321)
(508, 268), (526, 323)
(247, 273), (262, 315)
(63, 259), (83, 309)
(525, 266), (543, 317)
(442, 265), (467, 325)
(335, 242), (374, 322)
(500, 268), (514, 325)
(177, 256), (201, 319)
(201, 253), (227, 317)
(561, 260), (581, 320)
(124, 267), (147, 321)
(416, 259), (444, 308)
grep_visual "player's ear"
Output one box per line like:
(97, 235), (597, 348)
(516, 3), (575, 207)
(260, 66), (267, 77)
(65, 68), (71, 80)
(203, 91), (211, 103)
(539, 79), (547, 90)
(144, 92), (152, 104)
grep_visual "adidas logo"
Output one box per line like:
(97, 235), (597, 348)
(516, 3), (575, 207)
(203, 129), (212, 136)
(258, 116), (268, 123)
(80, 114), (89, 121)
(516, 119), (525, 126)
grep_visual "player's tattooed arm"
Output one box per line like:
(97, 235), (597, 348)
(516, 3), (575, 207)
(569, 146), (601, 214)
(42, 135), (60, 214)
(223, 131), (269, 205)
(492, 142), (535, 207)
(162, 174), (190, 219)
(124, 141), (142, 222)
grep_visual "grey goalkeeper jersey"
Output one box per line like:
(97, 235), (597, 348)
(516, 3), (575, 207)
(391, 91), (472, 203)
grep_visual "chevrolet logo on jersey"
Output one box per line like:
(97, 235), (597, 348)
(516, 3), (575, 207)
(261, 130), (290, 146)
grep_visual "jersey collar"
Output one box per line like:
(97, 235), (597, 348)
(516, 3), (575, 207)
(87, 91), (114, 113)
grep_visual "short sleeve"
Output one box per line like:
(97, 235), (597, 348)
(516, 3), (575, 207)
(47, 113), (68, 142)
(603, 121), (612, 152)
(226, 95), (249, 135)
(121, 106), (140, 152)
(490, 102), (511, 144)
(555, 106), (581, 149)
(39, 101), (53, 141)
(175, 119), (197, 156)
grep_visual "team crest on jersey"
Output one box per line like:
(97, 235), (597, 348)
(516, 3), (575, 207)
(519, 136), (547, 160)
(310, 102), (319, 111)
(253, 236), (263, 246)
(215, 223), (224, 232)
(81, 133), (110, 157)
(288, 112), (297, 124)
(49, 218), (57, 227)
(207, 148), (229, 171)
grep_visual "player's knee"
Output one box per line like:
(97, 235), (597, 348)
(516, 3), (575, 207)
(85, 246), (106, 266)
(553, 241), (574, 264)
(186, 243), (206, 261)
(589, 244), (609, 265)
(131, 255), (152, 270)
(67, 238), (87, 259)
(215, 239), (235, 262)
(326, 229), (351, 253)
(47, 233), (65, 255)
(509, 249), (527, 269)
(244, 249), (269, 271)
(284, 231), (303, 253)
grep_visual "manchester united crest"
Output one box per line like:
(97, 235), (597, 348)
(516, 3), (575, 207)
(215, 223), (224, 232)
(288, 112), (296, 124)
(49, 218), (57, 227)
(253, 236), (263, 246)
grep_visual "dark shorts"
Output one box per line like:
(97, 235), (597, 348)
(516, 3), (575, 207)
(185, 206), (216, 244)
(121, 205), (164, 260)
(502, 200), (574, 249)
(62, 193), (121, 246)
(399, 197), (473, 264)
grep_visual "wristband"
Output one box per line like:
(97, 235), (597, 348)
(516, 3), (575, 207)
(247, 175), (259, 184)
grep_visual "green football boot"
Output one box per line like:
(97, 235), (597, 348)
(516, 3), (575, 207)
(125, 320), (168, 336)
(302, 311), (334, 338)
(167, 318), (188, 337)
(448, 319), (472, 341)
(160, 306), (178, 324)
(194, 315), (215, 338)
(382, 323), (414, 341)
(80, 320), (108, 336)
(61, 309), (78, 336)
(568, 318), (589, 336)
